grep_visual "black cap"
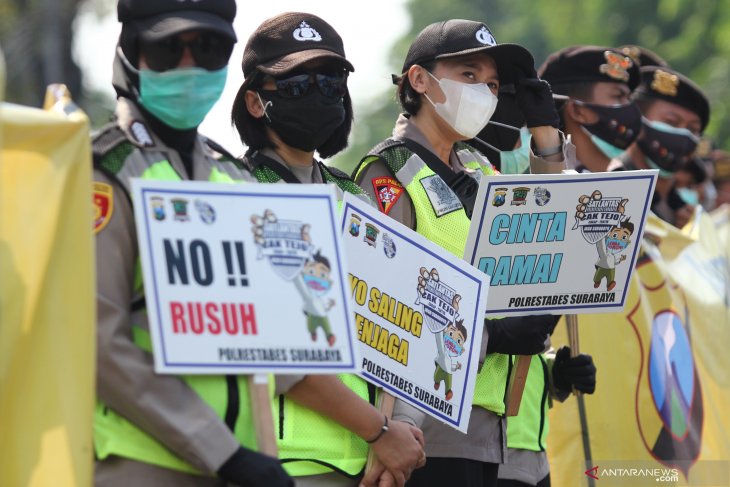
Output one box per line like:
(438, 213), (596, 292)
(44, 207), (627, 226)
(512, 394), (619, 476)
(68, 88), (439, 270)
(401, 19), (534, 84)
(538, 45), (641, 92)
(618, 45), (669, 68)
(117, 0), (236, 42)
(241, 12), (354, 79)
(635, 66), (710, 131)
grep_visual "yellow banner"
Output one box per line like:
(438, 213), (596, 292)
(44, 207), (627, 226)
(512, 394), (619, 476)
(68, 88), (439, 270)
(0, 86), (94, 487)
(549, 212), (730, 485)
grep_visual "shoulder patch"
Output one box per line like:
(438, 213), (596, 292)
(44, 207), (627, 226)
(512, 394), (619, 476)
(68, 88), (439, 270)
(420, 174), (463, 217)
(130, 120), (154, 147)
(371, 176), (404, 215)
(93, 182), (114, 234)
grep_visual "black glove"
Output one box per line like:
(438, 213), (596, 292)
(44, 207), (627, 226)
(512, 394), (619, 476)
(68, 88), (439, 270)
(552, 346), (597, 394)
(514, 67), (560, 129)
(217, 447), (293, 487)
(485, 314), (560, 355)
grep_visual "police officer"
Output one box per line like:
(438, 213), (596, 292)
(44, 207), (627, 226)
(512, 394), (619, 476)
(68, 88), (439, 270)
(353, 19), (569, 487)
(92, 1), (292, 486)
(613, 65), (710, 228)
(230, 12), (426, 487)
(538, 45), (642, 172)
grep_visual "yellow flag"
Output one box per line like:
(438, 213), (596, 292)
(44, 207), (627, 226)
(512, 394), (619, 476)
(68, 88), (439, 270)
(549, 212), (730, 486)
(0, 85), (94, 487)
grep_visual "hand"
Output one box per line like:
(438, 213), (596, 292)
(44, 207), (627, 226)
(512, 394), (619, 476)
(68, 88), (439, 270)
(485, 315), (560, 355)
(217, 447), (293, 487)
(514, 67), (560, 129)
(552, 346), (597, 394)
(361, 456), (420, 487)
(368, 420), (425, 486)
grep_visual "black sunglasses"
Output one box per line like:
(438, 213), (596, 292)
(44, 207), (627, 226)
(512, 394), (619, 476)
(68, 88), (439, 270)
(139, 32), (234, 72)
(270, 70), (349, 99)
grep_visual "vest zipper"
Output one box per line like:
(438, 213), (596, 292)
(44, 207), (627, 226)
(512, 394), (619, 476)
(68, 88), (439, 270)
(224, 376), (240, 433)
(502, 354), (514, 413)
(278, 394), (285, 440)
(537, 355), (550, 451)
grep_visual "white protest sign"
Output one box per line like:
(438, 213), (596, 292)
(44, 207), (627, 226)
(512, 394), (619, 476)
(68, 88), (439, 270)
(131, 179), (358, 375)
(464, 170), (658, 316)
(341, 194), (489, 432)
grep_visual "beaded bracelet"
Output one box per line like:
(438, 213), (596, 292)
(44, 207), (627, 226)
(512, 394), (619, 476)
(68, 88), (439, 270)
(366, 415), (389, 444)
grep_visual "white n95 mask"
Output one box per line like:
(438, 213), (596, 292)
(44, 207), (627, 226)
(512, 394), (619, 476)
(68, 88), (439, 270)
(425, 72), (498, 139)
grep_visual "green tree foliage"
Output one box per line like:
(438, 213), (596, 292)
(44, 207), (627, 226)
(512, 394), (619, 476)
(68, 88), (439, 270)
(0, 0), (114, 127)
(333, 0), (730, 174)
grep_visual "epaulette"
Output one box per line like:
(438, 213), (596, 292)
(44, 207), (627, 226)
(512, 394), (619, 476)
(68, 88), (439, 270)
(204, 137), (250, 171)
(368, 138), (405, 157)
(92, 123), (128, 166)
(323, 163), (355, 181)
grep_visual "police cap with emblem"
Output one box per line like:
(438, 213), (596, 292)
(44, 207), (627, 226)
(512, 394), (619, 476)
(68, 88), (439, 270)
(400, 19), (534, 84)
(241, 12), (354, 81)
(618, 44), (669, 68)
(538, 45), (641, 92)
(117, 0), (237, 42)
(633, 65), (710, 131)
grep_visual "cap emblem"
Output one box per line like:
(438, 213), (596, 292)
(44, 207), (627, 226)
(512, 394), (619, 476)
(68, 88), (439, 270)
(599, 51), (632, 82)
(651, 69), (679, 97)
(475, 26), (496, 46)
(293, 21), (322, 42)
(621, 46), (642, 65)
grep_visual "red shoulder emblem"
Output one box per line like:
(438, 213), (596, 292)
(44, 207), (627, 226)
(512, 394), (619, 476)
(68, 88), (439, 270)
(93, 182), (114, 234)
(371, 176), (404, 215)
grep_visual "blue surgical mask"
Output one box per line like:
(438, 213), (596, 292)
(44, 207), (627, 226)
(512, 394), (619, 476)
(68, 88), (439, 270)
(677, 187), (700, 206)
(499, 127), (531, 174)
(591, 135), (626, 159)
(138, 66), (228, 129)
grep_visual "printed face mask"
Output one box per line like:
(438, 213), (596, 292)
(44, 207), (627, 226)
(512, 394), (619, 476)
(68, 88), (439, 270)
(606, 236), (630, 255)
(425, 72), (498, 139)
(499, 127), (532, 174)
(138, 66), (228, 129)
(637, 118), (700, 177)
(258, 89), (346, 152)
(303, 273), (332, 297)
(444, 334), (464, 357)
(574, 100), (642, 154)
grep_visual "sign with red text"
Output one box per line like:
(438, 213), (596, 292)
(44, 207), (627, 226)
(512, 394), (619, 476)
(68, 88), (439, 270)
(131, 179), (358, 374)
(464, 170), (658, 316)
(342, 194), (489, 432)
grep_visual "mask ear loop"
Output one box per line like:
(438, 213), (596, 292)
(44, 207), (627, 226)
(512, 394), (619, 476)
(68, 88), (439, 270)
(472, 120), (524, 153)
(256, 92), (272, 122)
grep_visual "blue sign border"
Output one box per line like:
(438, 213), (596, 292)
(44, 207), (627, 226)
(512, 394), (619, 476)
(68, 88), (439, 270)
(140, 186), (357, 371)
(342, 200), (485, 427)
(467, 174), (655, 314)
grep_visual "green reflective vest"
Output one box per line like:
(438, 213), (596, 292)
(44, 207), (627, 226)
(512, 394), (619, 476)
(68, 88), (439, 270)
(355, 142), (510, 414)
(505, 354), (551, 451)
(248, 154), (376, 477)
(93, 131), (258, 474)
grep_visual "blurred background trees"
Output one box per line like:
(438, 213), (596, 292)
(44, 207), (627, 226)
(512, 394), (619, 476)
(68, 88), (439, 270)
(2, 0), (729, 173)
(339, 0), (730, 173)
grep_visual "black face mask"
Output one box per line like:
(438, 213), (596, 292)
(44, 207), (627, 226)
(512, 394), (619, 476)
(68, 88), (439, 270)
(474, 92), (525, 152)
(258, 90), (346, 152)
(637, 118), (700, 174)
(574, 100), (642, 150)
